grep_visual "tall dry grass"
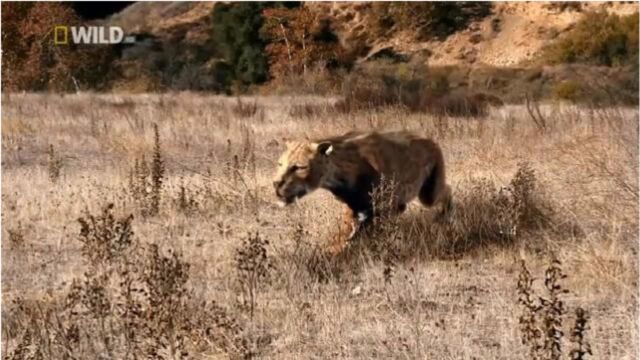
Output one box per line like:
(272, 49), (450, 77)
(1, 92), (638, 358)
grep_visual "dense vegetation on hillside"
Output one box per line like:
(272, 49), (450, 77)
(1, 2), (638, 105)
(371, 2), (492, 40)
(1, 2), (114, 92)
(542, 10), (638, 67)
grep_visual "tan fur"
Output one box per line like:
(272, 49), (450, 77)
(273, 130), (452, 250)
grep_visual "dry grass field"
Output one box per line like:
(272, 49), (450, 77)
(1, 93), (638, 359)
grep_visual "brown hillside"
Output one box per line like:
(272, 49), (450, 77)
(306, 1), (638, 66)
(95, 1), (638, 98)
(106, 2), (216, 44)
(106, 1), (636, 65)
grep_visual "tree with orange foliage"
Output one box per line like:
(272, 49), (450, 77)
(261, 6), (350, 81)
(1, 2), (114, 92)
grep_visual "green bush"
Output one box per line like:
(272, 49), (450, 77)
(543, 11), (639, 66)
(211, 3), (271, 91)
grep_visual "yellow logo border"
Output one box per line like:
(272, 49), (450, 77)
(54, 26), (68, 45)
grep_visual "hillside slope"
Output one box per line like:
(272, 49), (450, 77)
(106, 2), (637, 66)
(107, 2), (216, 44)
(98, 1), (638, 98)
(307, 1), (638, 66)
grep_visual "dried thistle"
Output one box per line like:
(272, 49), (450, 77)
(510, 161), (536, 225)
(540, 258), (567, 360)
(516, 258), (587, 360)
(368, 175), (403, 261)
(47, 144), (63, 182)
(7, 222), (25, 248)
(370, 174), (400, 226)
(77, 203), (135, 266)
(569, 307), (592, 360)
(150, 123), (165, 215)
(234, 232), (273, 321)
(8, 202), (263, 359)
(231, 97), (259, 118)
(517, 260), (543, 359)
(174, 178), (199, 214)
(202, 301), (251, 359)
(127, 124), (165, 217)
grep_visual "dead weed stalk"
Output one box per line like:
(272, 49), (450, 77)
(517, 259), (592, 360)
(128, 123), (165, 216)
(235, 232), (274, 321)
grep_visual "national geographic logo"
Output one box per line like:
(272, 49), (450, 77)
(54, 26), (135, 45)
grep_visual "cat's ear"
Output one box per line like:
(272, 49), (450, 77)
(314, 142), (333, 156)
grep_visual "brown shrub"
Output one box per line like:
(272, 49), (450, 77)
(234, 232), (274, 320)
(127, 124), (165, 217)
(288, 102), (333, 118)
(553, 80), (583, 101)
(263, 64), (345, 95)
(1, 2), (115, 92)
(4, 203), (256, 359)
(336, 65), (494, 117)
(7, 222), (26, 249)
(77, 203), (134, 265)
(517, 259), (593, 360)
(47, 144), (63, 182)
(231, 97), (260, 118)
(544, 2), (583, 13)
(423, 91), (490, 117)
(371, 3), (493, 41)
(261, 6), (353, 81)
